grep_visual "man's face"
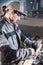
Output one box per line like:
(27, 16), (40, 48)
(9, 10), (21, 22)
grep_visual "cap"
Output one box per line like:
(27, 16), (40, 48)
(5, 1), (26, 16)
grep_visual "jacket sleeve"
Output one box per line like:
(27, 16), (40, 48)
(0, 20), (9, 47)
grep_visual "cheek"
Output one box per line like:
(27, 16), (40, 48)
(10, 14), (13, 19)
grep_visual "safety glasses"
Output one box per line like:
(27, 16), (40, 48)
(14, 10), (21, 16)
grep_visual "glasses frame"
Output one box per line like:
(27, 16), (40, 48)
(14, 10), (21, 16)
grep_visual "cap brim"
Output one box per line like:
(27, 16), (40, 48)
(14, 10), (26, 16)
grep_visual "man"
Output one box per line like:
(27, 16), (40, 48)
(0, 1), (36, 65)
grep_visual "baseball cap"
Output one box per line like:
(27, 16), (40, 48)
(5, 1), (26, 16)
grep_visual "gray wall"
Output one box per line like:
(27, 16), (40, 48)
(18, 17), (43, 27)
